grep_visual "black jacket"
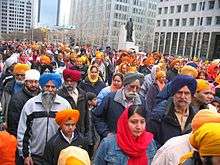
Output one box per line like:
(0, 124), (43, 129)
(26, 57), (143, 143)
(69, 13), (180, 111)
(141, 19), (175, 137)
(148, 99), (195, 147)
(58, 87), (89, 136)
(43, 129), (86, 165)
(7, 86), (40, 136)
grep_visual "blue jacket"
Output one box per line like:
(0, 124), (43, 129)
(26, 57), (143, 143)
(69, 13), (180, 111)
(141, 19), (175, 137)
(148, 99), (195, 147)
(92, 89), (148, 139)
(93, 135), (157, 165)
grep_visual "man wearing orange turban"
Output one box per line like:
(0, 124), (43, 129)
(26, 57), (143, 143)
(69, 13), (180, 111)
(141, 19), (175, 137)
(191, 79), (214, 113)
(179, 123), (220, 164)
(1, 63), (30, 125)
(152, 109), (220, 165)
(44, 109), (87, 165)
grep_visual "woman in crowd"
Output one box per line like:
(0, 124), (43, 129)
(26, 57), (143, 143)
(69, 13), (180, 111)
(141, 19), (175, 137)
(79, 65), (106, 95)
(94, 105), (157, 165)
(97, 73), (123, 105)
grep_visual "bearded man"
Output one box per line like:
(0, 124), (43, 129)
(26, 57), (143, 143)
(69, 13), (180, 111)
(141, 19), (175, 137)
(92, 72), (147, 139)
(58, 69), (89, 136)
(17, 73), (71, 165)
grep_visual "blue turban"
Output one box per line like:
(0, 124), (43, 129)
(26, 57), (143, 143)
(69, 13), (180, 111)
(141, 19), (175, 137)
(156, 75), (197, 104)
(187, 62), (198, 68)
(39, 73), (62, 89)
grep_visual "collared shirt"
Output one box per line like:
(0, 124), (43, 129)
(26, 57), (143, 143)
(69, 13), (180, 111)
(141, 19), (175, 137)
(175, 109), (189, 131)
(68, 88), (79, 105)
(60, 130), (74, 144)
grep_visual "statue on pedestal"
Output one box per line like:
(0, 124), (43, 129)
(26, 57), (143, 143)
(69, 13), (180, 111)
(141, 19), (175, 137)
(125, 18), (133, 42)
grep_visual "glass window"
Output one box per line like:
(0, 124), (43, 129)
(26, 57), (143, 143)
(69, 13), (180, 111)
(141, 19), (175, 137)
(200, 17), (203, 25)
(182, 18), (187, 26)
(206, 17), (212, 25)
(208, 1), (215, 9)
(177, 5), (181, 12)
(157, 20), (161, 26)
(158, 8), (162, 14)
(170, 6), (174, 13)
(191, 3), (197, 11)
(164, 7), (168, 14)
(184, 4), (189, 12)
(163, 19), (167, 26)
(216, 16), (220, 25)
(189, 18), (195, 26)
(168, 19), (173, 26)
(197, 17), (200, 26)
(175, 19), (180, 26)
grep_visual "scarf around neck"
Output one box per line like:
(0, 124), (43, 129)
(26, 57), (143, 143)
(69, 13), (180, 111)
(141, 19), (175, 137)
(116, 108), (153, 165)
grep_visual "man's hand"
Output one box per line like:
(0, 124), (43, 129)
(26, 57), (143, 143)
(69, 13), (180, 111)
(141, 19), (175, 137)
(24, 156), (34, 165)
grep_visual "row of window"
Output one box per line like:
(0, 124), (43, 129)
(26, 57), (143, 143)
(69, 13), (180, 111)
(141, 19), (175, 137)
(156, 16), (220, 27)
(158, 1), (219, 15)
(115, 4), (129, 12)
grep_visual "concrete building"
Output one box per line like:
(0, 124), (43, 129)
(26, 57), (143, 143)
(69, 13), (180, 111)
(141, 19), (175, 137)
(153, 0), (220, 59)
(0, 0), (33, 34)
(74, 0), (158, 51)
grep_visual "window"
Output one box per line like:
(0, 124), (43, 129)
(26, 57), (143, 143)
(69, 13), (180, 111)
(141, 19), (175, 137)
(197, 17), (200, 26)
(219, 0), (220, 8)
(163, 19), (167, 26)
(200, 17), (203, 25)
(175, 19), (180, 26)
(191, 3), (197, 11)
(157, 20), (161, 27)
(216, 16), (220, 25)
(158, 8), (162, 14)
(189, 18), (195, 26)
(170, 6), (174, 13)
(177, 5), (181, 13)
(168, 19), (173, 26)
(182, 18), (187, 26)
(199, 2), (205, 10)
(206, 17), (212, 25)
(208, 1), (215, 9)
(184, 4), (189, 12)
(164, 7), (168, 14)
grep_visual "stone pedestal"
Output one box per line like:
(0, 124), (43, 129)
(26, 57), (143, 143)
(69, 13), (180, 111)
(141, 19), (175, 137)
(118, 25), (139, 52)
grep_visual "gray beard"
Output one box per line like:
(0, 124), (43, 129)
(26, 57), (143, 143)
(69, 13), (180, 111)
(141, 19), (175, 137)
(41, 92), (55, 111)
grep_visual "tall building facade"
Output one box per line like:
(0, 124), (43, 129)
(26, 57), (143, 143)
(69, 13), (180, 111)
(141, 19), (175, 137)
(153, 0), (220, 59)
(74, 0), (158, 51)
(33, 0), (60, 27)
(0, 0), (33, 34)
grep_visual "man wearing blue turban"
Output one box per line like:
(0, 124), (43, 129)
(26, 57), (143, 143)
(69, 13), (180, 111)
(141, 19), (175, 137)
(148, 75), (197, 147)
(17, 73), (71, 165)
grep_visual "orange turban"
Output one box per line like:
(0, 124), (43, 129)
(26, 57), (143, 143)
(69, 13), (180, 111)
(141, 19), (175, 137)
(156, 70), (166, 79)
(95, 52), (104, 59)
(13, 63), (30, 74)
(55, 109), (80, 125)
(0, 131), (17, 165)
(143, 57), (155, 66)
(170, 59), (180, 68)
(189, 123), (220, 157)
(40, 55), (51, 65)
(196, 79), (210, 92)
(191, 109), (220, 132)
(215, 74), (220, 85)
(180, 65), (198, 78)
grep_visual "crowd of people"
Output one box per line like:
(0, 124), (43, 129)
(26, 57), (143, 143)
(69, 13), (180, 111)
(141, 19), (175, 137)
(0, 40), (220, 165)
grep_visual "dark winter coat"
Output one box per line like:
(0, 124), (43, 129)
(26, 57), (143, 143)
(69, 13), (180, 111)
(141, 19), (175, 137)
(57, 87), (89, 136)
(79, 77), (106, 95)
(7, 87), (40, 136)
(92, 89), (148, 139)
(145, 82), (160, 112)
(43, 129), (86, 165)
(148, 99), (195, 147)
(167, 68), (178, 82)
